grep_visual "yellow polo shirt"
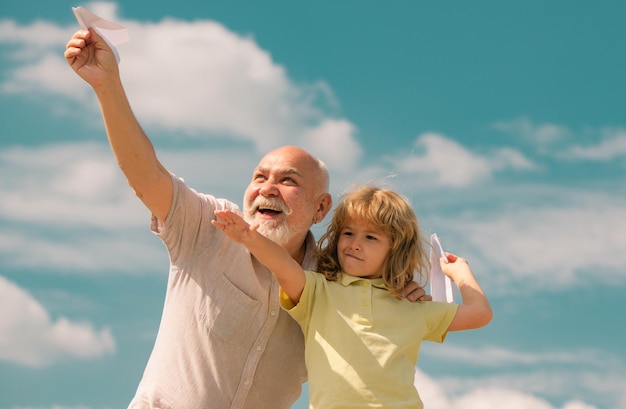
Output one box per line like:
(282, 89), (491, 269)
(281, 270), (458, 409)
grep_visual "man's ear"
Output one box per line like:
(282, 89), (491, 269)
(314, 193), (332, 224)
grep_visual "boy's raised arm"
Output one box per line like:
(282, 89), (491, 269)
(442, 253), (493, 332)
(212, 210), (306, 303)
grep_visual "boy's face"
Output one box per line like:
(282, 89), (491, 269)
(337, 218), (391, 279)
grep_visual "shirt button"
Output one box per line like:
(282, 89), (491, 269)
(270, 310), (277, 316)
(256, 345), (263, 351)
(362, 301), (368, 307)
(243, 379), (250, 387)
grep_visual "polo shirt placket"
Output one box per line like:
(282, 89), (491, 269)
(358, 280), (372, 318)
(230, 278), (281, 408)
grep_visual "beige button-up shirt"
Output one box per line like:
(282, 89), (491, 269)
(128, 175), (310, 409)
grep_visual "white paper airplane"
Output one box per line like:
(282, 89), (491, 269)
(72, 6), (129, 63)
(429, 233), (455, 303)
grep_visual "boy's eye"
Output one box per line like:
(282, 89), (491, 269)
(366, 235), (377, 241)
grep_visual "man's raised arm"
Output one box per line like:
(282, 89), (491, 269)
(65, 29), (172, 222)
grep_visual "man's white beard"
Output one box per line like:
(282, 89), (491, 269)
(255, 218), (293, 248)
(243, 196), (294, 248)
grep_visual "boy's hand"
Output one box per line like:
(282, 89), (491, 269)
(440, 253), (471, 284)
(212, 210), (259, 244)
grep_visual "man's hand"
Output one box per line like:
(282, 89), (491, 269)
(65, 29), (118, 88)
(402, 281), (432, 302)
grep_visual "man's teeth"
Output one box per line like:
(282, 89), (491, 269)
(259, 208), (281, 214)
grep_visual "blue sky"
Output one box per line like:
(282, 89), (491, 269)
(1, 1), (625, 408)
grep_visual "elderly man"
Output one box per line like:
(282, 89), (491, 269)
(65, 28), (428, 409)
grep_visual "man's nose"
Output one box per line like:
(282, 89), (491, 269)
(259, 181), (279, 196)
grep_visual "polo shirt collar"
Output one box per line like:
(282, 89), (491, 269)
(337, 273), (388, 290)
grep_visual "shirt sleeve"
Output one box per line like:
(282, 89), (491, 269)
(280, 270), (320, 335)
(151, 174), (240, 265)
(422, 301), (459, 343)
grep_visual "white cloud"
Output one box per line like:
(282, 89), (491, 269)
(493, 117), (570, 145)
(392, 133), (492, 186)
(0, 19), (69, 49)
(389, 133), (536, 187)
(0, 142), (144, 229)
(451, 193), (626, 291)
(561, 130), (626, 161)
(490, 147), (536, 171)
(494, 118), (626, 163)
(0, 2), (360, 158)
(423, 343), (621, 369)
(414, 368), (604, 409)
(418, 343), (625, 408)
(0, 142), (170, 274)
(434, 369), (625, 409)
(299, 118), (362, 173)
(0, 275), (115, 367)
(0, 227), (165, 274)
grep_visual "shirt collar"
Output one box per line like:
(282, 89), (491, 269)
(337, 273), (387, 290)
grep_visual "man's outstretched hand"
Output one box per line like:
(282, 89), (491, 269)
(403, 280), (432, 302)
(65, 29), (118, 88)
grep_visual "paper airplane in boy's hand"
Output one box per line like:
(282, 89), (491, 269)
(429, 233), (455, 303)
(72, 6), (129, 63)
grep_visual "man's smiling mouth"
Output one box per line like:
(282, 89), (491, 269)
(258, 207), (283, 216)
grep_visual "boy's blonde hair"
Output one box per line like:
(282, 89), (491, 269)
(316, 185), (430, 297)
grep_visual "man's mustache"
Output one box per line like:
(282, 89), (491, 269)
(249, 197), (293, 216)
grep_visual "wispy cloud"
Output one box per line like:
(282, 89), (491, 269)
(493, 117), (626, 163)
(424, 343), (623, 369)
(388, 133), (537, 187)
(0, 142), (144, 229)
(492, 117), (570, 145)
(560, 129), (626, 161)
(414, 368), (606, 409)
(432, 369), (625, 409)
(0, 275), (115, 367)
(449, 193), (626, 292)
(420, 343), (625, 408)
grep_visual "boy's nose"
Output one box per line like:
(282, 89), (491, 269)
(349, 238), (362, 250)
